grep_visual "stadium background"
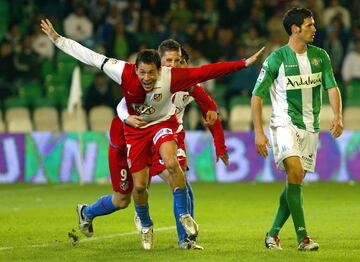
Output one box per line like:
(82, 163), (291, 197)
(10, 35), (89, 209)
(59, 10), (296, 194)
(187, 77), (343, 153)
(1, 1), (360, 261)
(0, 0), (359, 183)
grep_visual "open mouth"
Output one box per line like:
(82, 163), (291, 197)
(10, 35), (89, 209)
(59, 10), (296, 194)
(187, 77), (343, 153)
(142, 82), (153, 91)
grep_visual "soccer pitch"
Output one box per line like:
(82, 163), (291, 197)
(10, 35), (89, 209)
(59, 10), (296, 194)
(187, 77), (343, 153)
(1, 182), (359, 261)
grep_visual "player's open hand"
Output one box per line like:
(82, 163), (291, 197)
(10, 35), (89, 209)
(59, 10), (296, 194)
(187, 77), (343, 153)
(330, 115), (343, 138)
(203, 110), (218, 127)
(40, 18), (60, 42)
(245, 47), (265, 67)
(125, 115), (147, 128)
(255, 132), (270, 157)
(217, 152), (230, 166)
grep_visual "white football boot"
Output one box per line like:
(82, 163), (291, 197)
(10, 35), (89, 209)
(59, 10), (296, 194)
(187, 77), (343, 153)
(298, 236), (319, 251)
(141, 226), (154, 250)
(265, 233), (282, 250)
(179, 238), (204, 250)
(179, 214), (199, 238)
(76, 204), (93, 237)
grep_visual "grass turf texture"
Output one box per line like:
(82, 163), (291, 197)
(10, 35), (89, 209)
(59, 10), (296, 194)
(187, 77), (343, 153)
(0, 182), (359, 261)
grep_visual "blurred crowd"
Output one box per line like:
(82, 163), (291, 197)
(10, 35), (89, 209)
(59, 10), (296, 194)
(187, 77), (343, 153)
(0, 0), (359, 130)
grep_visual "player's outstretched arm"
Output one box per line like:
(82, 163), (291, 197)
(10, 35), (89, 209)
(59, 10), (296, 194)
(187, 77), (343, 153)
(41, 18), (106, 70)
(40, 18), (124, 85)
(245, 47), (265, 67)
(171, 47), (265, 93)
(40, 19), (60, 42)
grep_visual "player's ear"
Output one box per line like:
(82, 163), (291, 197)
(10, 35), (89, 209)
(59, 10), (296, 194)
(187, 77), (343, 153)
(291, 24), (299, 34)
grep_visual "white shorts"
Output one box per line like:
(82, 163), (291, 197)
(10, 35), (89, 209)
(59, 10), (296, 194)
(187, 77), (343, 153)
(270, 124), (319, 173)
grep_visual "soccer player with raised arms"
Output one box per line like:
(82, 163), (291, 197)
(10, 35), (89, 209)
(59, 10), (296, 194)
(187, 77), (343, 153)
(120, 42), (229, 249)
(251, 7), (343, 251)
(40, 19), (263, 250)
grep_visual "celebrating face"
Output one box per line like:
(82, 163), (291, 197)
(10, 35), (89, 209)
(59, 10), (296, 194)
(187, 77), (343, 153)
(136, 62), (160, 92)
(161, 50), (181, 68)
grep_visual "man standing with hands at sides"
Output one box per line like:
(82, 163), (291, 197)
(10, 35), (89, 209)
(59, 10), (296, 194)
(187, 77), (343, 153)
(251, 8), (343, 251)
(41, 19), (264, 250)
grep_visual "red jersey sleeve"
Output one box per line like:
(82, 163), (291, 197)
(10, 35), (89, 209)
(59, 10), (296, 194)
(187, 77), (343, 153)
(189, 84), (218, 113)
(208, 118), (228, 158)
(120, 63), (147, 115)
(189, 84), (227, 157)
(170, 60), (246, 93)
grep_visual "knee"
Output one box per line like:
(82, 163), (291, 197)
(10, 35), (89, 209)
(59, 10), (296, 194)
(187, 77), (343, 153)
(113, 193), (131, 209)
(287, 168), (305, 184)
(134, 184), (147, 194)
(163, 155), (179, 172)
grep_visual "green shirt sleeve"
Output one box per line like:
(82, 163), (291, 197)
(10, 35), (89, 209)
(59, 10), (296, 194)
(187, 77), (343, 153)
(321, 49), (337, 90)
(252, 52), (280, 98)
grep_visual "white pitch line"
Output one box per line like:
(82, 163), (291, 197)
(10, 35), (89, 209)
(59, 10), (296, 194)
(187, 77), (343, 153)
(0, 226), (176, 251)
(0, 184), (73, 194)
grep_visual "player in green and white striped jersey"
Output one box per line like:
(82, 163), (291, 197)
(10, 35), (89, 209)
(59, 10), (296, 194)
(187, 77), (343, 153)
(251, 8), (343, 251)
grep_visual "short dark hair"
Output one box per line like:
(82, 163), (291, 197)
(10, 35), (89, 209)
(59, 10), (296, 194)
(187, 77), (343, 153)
(180, 47), (189, 63)
(135, 49), (161, 69)
(283, 8), (313, 36)
(158, 39), (181, 57)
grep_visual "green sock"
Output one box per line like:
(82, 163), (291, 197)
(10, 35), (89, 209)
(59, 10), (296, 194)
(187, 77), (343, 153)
(286, 183), (308, 243)
(269, 187), (290, 236)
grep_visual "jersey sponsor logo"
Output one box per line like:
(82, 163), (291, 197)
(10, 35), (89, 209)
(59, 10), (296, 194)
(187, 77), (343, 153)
(153, 128), (173, 144)
(109, 58), (118, 64)
(153, 93), (162, 102)
(285, 72), (322, 90)
(257, 68), (266, 82)
(132, 103), (156, 115)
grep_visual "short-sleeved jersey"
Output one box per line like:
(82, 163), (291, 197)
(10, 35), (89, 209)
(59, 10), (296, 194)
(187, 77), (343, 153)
(253, 44), (337, 132)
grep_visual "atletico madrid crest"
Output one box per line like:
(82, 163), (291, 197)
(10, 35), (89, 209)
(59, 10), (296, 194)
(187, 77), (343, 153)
(153, 93), (162, 102)
(120, 181), (129, 191)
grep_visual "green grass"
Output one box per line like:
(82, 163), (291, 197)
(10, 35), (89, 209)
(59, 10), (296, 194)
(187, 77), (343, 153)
(0, 182), (359, 261)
